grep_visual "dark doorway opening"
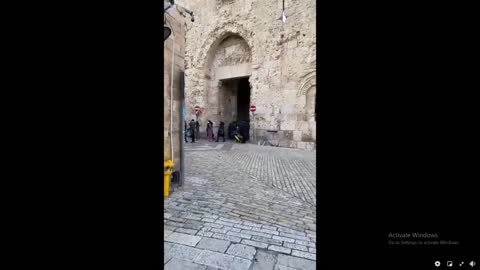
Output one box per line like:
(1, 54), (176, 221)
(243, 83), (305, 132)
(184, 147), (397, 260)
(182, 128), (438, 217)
(236, 77), (250, 123)
(218, 76), (251, 141)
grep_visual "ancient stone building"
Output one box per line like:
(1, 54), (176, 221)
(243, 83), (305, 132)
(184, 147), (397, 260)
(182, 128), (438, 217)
(164, 7), (186, 171)
(177, 0), (316, 149)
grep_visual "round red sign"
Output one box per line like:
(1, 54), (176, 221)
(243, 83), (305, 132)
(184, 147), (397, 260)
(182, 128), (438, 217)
(250, 105), (256, 112)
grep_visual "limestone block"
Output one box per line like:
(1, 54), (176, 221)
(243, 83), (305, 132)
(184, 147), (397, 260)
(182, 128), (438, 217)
(284, 81), (298, 90)
(297, 113), (306, 121)
(286, 113), (297, 121)
(301, 132), (314, 142)
(297, 121), (310, 132)
(254, 129), (265, 137)
(293, 130), (302, 141)
(297, 96), (307, 108)
(281, 120), (296, 131)
(306, 142), (316, 151)
(297, 141), (306, 149)
(269, 139), (279, 146)
(280, 104), (296, 115)
(279, 140), (288, 148)
(284, 90), (298, 101)
(288, 141), (297, 148)
(283, 130), (293, 140)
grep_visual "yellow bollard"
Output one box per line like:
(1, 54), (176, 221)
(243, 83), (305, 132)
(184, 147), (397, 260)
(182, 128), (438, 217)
(164, 160), (174, 199)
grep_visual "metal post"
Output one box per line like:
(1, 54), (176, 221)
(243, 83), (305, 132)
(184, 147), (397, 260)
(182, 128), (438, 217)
(252, 112), (256, 144)
(179, 71), (185, 186)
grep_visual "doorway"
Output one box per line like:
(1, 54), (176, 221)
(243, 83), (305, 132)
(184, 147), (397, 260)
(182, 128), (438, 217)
(236, 77), (250, 123)
(218, 77), (250, 124)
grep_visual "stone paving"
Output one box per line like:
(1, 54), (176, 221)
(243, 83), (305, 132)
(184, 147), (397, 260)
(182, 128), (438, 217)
(164, 139), (316, 270)
(225, 144), (316, 206)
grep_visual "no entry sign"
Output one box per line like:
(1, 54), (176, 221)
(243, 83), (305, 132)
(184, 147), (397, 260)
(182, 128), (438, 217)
(250, 105), (256, 112)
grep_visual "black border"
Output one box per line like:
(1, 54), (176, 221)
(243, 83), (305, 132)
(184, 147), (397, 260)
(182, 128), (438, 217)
(7, 1), (479, 269)
(318, 1), (479, 268)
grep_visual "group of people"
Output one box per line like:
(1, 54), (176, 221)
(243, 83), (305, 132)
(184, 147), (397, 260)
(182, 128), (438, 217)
(184, 119), (226, 143)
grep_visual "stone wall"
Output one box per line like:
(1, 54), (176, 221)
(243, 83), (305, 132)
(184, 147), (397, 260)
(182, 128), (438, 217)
(177, 0), (316, 150)
(164, 8), (186, 169)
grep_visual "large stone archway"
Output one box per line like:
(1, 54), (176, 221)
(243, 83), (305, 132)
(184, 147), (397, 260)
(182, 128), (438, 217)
(181, 4), (316, 149)
(185, 24), (254, 134)
(205, 34), (252, 127)
(184, 22), (255, 126)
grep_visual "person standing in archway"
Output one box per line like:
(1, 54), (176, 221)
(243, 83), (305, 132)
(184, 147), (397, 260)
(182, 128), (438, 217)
(189, 119), (196, 143)
(195, 120), (200, 140)
(216, 122), (225, 142)
(206, 120), (214, 142)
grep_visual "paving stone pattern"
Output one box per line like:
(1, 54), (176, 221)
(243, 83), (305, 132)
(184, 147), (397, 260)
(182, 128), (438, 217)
(227, 144), (316, 206)
(165, 140), (316, 269)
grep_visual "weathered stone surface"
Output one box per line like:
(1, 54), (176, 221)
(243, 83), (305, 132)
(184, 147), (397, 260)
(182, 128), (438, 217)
(194, 250), (235, 269)
(272, 236), (295, 243)
(252, 250), (277, 270)
(176, 228), (198, 235)
(295, 240), (316, 248)
(241, 229), (273, 239)
(227, 231), (252, 239)
(163, 7), (186, 166)
(165, 232), (202, 247)
(291, 250), (316, 261)
(267, 245), (291, 254)
(241, 239), (268, 249)
(276, 227), (306, 236)
(278, 232), (309, 241)
(196, 237), (231, 253)
(212, 233), (242, 243)
(231, 257), (253, 270)
(251, 236), (283, 246)
(164, 141), (316, 269)
(274, 265), (296, 270)
(165, 258), (207, 270)
(176, 0), (316, 149)
(276, 254), (316, 270)
(164, 230), (174, 239)
(282, 242), (309, 252)
(226, 244), (257, 260)
(164, 242), (203, 263)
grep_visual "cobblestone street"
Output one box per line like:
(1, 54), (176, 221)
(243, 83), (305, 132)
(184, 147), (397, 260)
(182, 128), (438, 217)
(164, 140), (316, 269)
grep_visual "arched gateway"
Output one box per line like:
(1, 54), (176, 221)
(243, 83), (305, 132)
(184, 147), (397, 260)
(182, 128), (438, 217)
(192, 32), (253, 135)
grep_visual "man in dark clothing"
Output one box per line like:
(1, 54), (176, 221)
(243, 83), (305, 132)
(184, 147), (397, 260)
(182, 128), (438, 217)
(216, 122), (226, 142)
(189, 119), (196, 143)
(206, 120), (214, 141)
(184, 120), (189, 143)
(228, 121), (236, 139)
(195, 120), (200, 140)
